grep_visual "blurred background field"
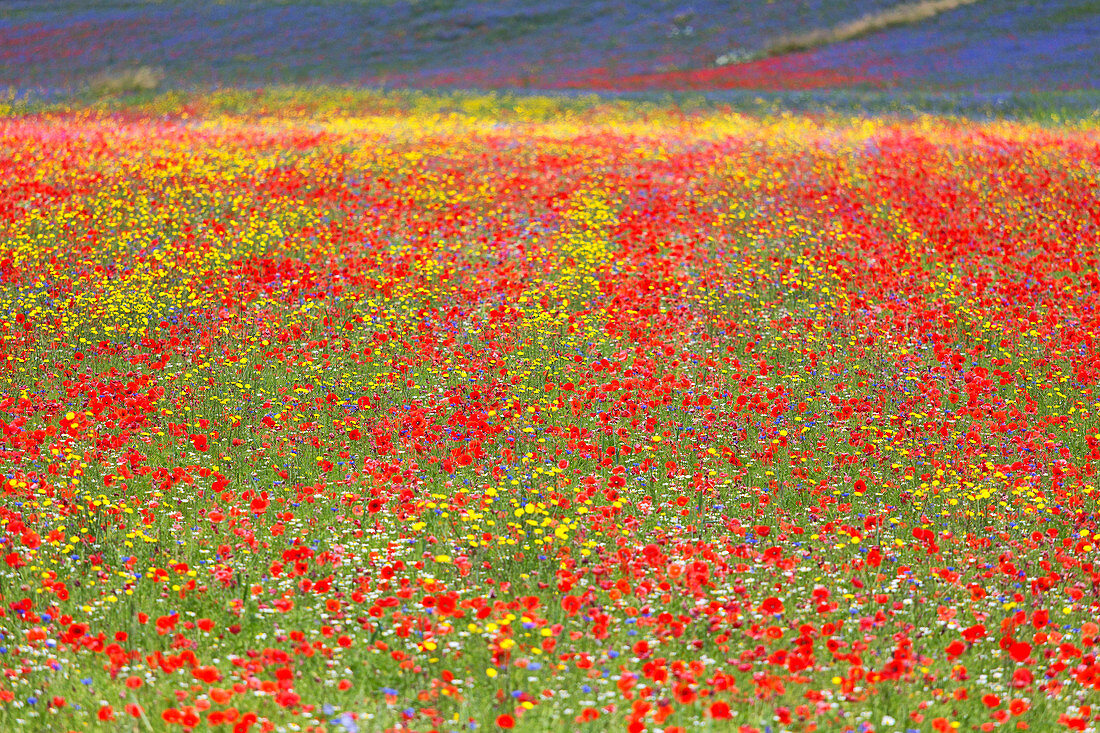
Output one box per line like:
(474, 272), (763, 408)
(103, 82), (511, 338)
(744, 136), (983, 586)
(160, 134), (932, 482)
(2, 0), (1098, 101)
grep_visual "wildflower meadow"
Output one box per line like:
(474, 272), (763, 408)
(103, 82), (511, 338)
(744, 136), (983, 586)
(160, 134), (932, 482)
(1, 90), (1099, 733)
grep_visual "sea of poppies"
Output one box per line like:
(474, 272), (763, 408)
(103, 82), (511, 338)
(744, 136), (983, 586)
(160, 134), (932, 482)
(0, 90), (1099, 732)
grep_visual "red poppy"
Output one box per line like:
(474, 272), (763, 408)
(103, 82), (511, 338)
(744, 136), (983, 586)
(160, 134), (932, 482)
(962, 625), (986, 642)
(193, 666), (220, 683)
(710, 701), (732, 719)
(1009, 641), (1032, 663)
(436, 594), (456, 615)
